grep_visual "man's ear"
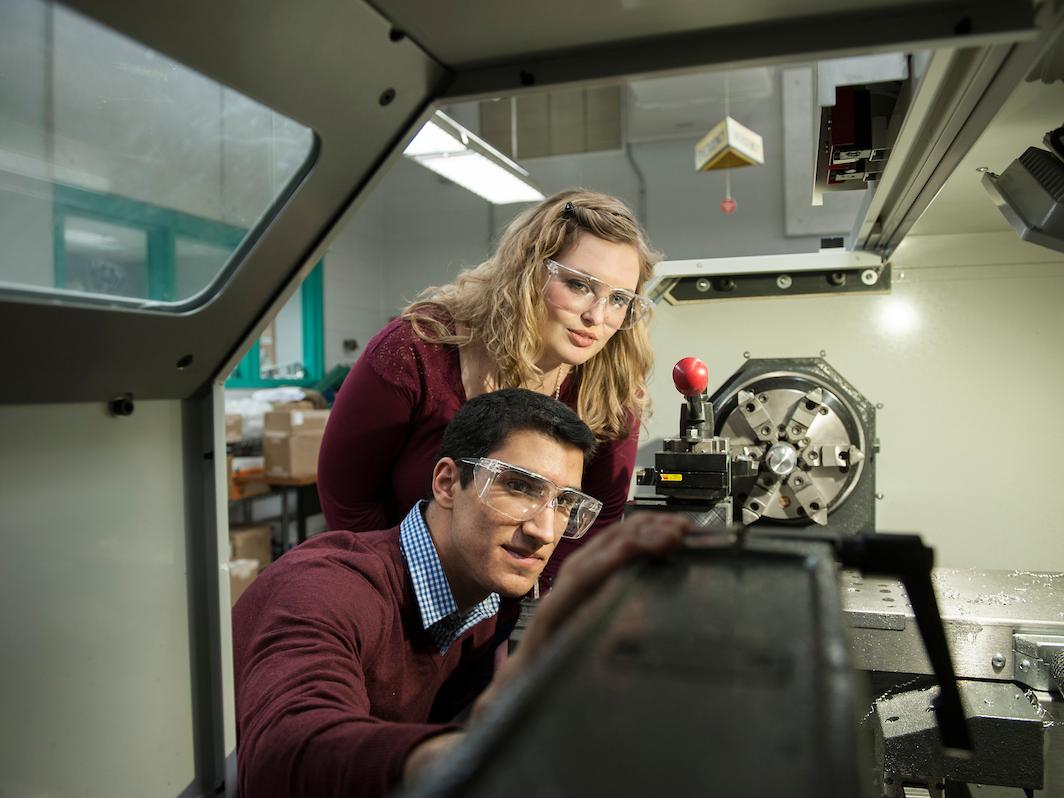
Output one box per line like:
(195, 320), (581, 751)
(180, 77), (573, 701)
(431, 457), (461, 509)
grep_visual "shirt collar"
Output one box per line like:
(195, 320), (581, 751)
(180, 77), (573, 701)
(399, 501), (501, 652)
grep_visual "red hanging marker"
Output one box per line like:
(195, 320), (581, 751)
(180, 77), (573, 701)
(672, 357), (709, 397)
(720, 197), (737, 214)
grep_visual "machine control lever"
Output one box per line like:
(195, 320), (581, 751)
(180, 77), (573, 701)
(839, 532), (973, 752)
(673, 357), (712, 440)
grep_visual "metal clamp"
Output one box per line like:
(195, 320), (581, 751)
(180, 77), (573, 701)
(1012, 632), (1064, 693)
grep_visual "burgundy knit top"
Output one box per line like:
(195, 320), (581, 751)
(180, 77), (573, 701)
(316, 314), (640, 582)
(233, 527), (519, 798)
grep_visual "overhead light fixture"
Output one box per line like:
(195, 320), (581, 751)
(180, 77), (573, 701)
(403, 110), (545, 205)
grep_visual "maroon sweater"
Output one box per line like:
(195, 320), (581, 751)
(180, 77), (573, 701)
(233, 528), (518, 798)
(317, 314), (640, 581)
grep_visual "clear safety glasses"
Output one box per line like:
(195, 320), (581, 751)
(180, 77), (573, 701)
(543, 259), (653, 331)
(459, 457), (603, 539)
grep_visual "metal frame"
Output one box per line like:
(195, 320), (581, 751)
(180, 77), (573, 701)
(852, 0), (1064, 255)
(439, 1), (1035, 100)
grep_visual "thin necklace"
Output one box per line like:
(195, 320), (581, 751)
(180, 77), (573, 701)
(553, 365), (567, 400)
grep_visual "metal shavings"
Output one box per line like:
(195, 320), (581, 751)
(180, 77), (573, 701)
(1022, 689), (1056, 729)
(861, 678), (926, 724)
(967, 591), (1024, 606)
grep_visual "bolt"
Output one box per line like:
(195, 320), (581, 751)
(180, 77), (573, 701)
(991, 653), (1006, 669)
(695, 277), (711, 292)
(777, 274), (792, 289)
(1019, 658), (1031, 672)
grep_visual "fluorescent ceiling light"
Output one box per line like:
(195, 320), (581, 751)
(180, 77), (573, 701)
(404, 121), (466, 157)
(403, 111), (544, 205)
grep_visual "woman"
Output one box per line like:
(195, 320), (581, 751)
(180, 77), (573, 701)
(317, 188), (659, 586)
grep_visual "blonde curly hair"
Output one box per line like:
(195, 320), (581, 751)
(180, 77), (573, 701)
(403, 188), (660, 441)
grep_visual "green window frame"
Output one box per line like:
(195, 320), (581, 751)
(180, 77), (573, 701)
(224, 263), (324, 389)
(51, 183), (324, 388)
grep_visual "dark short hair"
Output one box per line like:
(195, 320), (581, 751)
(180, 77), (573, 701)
(437, 388), (596, 486)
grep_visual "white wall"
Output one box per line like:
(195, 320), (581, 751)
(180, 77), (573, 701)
(0, 400), (198, 796)
(322, 188), (390, 369)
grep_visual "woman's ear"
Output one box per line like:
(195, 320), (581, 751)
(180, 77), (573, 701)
(431, 457), (461, 509)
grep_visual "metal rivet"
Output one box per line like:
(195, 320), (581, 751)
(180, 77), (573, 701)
(991, 653), (1006, 669)
(1019, 658), (1031, 672)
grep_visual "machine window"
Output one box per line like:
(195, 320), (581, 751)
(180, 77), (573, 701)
(0, 0), (314, 308)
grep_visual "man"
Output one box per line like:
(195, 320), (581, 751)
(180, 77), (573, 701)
(233, 388), (690, 798)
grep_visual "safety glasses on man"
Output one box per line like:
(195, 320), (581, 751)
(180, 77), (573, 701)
(460, 457), (603, 539)
(543, 259), (653, 331)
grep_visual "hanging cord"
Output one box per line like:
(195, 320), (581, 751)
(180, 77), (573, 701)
(724, 71), (732, 201)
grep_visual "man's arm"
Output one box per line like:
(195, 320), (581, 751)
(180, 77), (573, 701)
(402, 512), (692, 781)
(235, 562), (457, 798)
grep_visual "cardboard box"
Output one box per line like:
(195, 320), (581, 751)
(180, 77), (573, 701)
(225, 413), (243, 443)
(695, 116), (765, 172)
(263, 430), (324, 478)
(229, 558), (259, 607)
(230, 524), (273, 571)
(264, 409), (330, 435)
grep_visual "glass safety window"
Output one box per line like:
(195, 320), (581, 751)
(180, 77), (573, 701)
(0, 0), (315, 308)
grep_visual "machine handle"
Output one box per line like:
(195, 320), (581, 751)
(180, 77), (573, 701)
(840, 532), (973, 752)
(672, 357), (709, 397)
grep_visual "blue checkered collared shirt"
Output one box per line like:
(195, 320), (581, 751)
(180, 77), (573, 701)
(399, 501), (501, 653)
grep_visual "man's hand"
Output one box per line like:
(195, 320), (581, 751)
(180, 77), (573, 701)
(473, 511), (691, 717)
(403, 731), (464, 783)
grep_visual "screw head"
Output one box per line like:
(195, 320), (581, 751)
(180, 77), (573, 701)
(1019, 658), (1031, 672)
(991, 653), (1006, 669)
